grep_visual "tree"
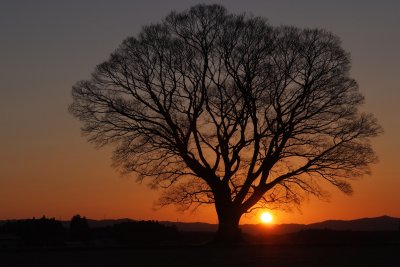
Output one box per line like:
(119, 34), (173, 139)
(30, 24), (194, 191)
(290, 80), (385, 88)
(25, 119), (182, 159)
(70, 5), (382, 243)
(70, 214), (90, 243)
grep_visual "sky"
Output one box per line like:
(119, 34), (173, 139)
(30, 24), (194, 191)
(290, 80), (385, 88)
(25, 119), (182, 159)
(1, 0), (399, 224)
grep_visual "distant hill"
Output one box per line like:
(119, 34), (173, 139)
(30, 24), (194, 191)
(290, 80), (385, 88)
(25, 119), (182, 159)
(241, 215), (400, 236)
(160, 215), (400, 235)
(1, 215), (399, 247)
(308, 215), (400, 231)
(1, 215), (399, 235)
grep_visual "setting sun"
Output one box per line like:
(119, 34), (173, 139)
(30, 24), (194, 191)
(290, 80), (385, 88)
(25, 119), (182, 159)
(260, 212), (273, 223)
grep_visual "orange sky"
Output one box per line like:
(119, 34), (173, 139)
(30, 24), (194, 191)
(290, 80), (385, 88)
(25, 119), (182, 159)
(1, 0), (399, 224)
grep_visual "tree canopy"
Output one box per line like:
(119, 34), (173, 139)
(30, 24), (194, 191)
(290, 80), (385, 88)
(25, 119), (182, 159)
(70, 4), (382, 242)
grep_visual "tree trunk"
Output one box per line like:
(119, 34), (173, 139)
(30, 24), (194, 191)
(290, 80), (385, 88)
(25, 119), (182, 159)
(213, 208), (244, 244)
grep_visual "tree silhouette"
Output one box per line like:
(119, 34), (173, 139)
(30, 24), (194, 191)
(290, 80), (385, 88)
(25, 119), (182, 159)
(70, 5), (382, 243)
(0, 217), (65, 246)
(70, 214), (91, 243)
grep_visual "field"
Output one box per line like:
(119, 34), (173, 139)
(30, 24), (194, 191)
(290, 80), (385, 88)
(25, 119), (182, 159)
(1, 244), (399, 267)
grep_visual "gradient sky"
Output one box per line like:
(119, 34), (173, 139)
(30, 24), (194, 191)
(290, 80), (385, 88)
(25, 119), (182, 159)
(1, 0), (399, 224)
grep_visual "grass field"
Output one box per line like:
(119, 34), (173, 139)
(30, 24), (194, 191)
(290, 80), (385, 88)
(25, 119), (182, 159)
(1, 244), (399, 267)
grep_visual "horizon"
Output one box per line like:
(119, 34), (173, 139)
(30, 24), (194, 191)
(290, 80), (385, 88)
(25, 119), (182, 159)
(1, 214), (398, 226)
(1, 0), (400, 225)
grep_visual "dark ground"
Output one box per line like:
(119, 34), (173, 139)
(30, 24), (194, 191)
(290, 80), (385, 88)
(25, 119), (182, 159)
(1, 244), (399, 267)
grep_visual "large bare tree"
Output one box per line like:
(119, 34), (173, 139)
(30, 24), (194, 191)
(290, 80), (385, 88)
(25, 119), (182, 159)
(70, 5), (382, 243)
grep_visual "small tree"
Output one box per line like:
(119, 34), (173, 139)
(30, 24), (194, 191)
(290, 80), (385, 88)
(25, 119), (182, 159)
(70, 5), (382, 243)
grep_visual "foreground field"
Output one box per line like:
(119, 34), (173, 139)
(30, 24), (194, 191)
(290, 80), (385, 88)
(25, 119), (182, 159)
(1, 244), (399, 267)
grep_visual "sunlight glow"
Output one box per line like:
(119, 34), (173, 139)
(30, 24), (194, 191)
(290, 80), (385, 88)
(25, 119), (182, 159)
(260, 212), (273, 223)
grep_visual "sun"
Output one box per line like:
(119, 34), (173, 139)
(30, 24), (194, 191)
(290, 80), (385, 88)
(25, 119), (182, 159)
(260, 211), (273, 224)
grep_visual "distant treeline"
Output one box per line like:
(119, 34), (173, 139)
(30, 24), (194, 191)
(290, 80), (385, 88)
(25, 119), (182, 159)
(1, 216), (399, 249)
(0, 215), (179, 248)
(0, 216), (65, 247)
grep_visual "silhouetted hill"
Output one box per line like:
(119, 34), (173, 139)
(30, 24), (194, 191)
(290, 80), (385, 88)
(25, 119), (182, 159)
(242, 215), (400, 235)
(308, 215), (399, 231)
(160, 215), (400, 235)
(1, 215), (399, 235)
(1, 216), (399, 248)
